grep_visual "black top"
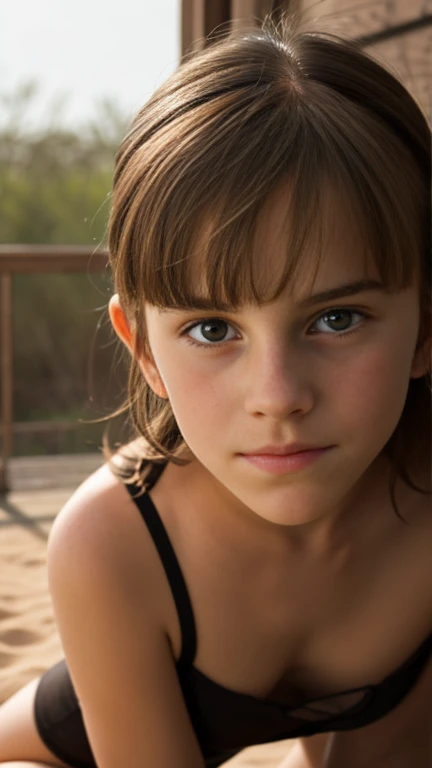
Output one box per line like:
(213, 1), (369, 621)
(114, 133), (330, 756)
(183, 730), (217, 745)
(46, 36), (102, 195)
(125, 478), (432, 767)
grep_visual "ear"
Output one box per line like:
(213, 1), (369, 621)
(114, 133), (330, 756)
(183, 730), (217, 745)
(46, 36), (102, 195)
(108, 294), (169, 399)
(108, 293), (134, 351)
(410, 316), (432, 380)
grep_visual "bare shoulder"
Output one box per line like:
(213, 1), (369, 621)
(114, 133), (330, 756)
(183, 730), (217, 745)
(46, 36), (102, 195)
(45, 461), (205, 768)
(47, 460), (169, 614)
(50, 459), (134, 523)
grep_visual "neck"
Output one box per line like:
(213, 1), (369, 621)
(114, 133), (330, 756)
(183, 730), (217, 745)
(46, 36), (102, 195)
(168, 450), (430, 564)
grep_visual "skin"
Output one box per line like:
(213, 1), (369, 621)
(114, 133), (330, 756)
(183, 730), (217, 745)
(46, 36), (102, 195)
(108, 187), (432, 766)
(109, 186), (431, 562)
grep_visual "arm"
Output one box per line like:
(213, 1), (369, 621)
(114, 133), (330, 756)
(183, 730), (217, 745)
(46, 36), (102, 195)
(278, 718), (430, 768)
(323, 727), (431, 767)
(279, 648), (432, 768)
(47, 484), (205, 768)
(277, 734), (332, 768)
(323, 654), (432, 768)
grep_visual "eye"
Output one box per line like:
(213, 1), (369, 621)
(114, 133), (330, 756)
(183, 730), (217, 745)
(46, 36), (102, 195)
(181, 308), (370, 350)
(182, 319), (238, 347)
(311, 308), (367, 335)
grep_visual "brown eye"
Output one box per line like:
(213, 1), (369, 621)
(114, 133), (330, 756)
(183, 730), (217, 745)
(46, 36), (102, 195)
(199, 321), (229, 342)
(311, 308), (368, 336)
(322, 310), (352, 332)
(184, 318), (238, 347)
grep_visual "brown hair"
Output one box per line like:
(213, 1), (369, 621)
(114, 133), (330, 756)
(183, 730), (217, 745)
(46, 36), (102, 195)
(100, 13), (431, 519)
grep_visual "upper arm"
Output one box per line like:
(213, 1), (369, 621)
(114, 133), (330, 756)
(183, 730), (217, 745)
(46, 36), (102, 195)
(298, 734), (332, 767)
(46, 478), (205, 768)
(322, 653), (432, 766)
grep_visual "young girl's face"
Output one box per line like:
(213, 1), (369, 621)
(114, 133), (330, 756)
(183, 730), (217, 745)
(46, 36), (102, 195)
(132, 188), (428, 530)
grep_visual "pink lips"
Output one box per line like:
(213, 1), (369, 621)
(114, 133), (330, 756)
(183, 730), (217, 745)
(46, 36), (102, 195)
(240, 447), (333, 474)
(244, 442), (328, 455)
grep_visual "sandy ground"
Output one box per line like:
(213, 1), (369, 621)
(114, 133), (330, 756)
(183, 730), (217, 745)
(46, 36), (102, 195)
(0, 455), (294, 767)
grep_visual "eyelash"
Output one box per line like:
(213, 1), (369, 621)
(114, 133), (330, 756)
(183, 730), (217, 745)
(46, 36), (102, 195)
(180, 308), (371, 350)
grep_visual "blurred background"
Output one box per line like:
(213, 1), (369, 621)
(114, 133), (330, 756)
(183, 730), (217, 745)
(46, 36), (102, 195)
(1, 0), (431, 491)
(0, 2), (431, 761)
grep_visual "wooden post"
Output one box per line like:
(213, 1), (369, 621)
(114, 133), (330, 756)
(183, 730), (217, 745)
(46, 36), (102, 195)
(181, 0), (297, 56)
(181, 0), (205, 56)
(0, 273), (13, 493)
(231, 0), (263, 31)
(230, 0), (301, 31)
(181, 0), (236, 56)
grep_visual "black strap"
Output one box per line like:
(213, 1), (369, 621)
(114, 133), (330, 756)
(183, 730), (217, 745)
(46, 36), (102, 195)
(125, 483), (197, 667)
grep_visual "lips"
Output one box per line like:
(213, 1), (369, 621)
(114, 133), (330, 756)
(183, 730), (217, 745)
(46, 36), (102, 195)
(242, 444), (329, 456)
(240, 447), (333, 474)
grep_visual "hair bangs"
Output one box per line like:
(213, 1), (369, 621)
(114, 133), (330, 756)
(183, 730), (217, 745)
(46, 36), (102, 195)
(132, 114), (423, 316)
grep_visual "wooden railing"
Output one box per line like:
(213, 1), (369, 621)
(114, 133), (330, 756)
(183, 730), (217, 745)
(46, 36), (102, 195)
(0, 245), (109, 493)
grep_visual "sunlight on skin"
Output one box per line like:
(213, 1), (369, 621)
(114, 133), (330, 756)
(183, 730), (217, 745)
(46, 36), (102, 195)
(276, 736), (331, 768)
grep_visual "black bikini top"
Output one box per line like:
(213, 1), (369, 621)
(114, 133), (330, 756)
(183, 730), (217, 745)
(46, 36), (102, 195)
(125, 478), (432, 768)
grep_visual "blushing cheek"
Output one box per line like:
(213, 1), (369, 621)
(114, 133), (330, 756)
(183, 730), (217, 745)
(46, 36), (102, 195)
(334, 345), (412, 441)
(164, 362), (232, 449)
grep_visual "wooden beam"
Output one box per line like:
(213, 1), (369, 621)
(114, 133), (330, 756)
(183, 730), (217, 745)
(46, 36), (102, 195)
(181, 0), (204, 56)
(0, 245), (109, 492)
(181, 0), (299, 56)
(231, 0), (262, 31)
(181, 0), (231, 55)
(0, 420), (88, 434)
(205, 0), (231, 39)
(0, 245), (109, 274)
(0, 274), (13, 493)
(357, 13), (432, 47)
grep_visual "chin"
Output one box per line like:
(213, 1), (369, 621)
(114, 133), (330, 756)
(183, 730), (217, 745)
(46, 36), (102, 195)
(258, 504), (334, 528)
(230, 483), (339, 525)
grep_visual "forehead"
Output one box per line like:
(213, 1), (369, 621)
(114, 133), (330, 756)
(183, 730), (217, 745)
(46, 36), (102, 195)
(256, 182), (378, 296)
(188, 179), (378, 305)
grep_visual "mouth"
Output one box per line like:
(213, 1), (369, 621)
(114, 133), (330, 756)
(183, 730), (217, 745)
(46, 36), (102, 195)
(239, 446), (334, 474)
(241, 444), (333, 457)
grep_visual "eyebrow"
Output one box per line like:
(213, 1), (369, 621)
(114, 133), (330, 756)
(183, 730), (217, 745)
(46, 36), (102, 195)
(160, 279), (386, 313)
(296, 279), (385, 308)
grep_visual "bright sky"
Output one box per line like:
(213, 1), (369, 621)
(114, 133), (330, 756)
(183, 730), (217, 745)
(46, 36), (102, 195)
(0, 0), (181, 130)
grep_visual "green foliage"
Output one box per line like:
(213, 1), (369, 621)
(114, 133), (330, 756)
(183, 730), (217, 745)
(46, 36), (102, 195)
(0, 80), (129, 245)
(0, 81), (132, 455)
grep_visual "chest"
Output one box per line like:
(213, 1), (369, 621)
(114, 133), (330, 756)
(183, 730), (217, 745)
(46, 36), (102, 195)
(171, 515), (432, 706)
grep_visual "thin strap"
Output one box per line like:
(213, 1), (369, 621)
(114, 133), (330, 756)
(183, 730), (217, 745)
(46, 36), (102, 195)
(125, 483), (197, 667)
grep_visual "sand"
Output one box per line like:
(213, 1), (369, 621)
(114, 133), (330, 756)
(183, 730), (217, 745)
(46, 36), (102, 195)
(0, 455), (293, 767)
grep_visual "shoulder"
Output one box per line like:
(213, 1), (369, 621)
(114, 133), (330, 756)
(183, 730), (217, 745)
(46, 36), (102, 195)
(45, 462), (205, 768)
(47, 461), (171, 624)
(49, 461), (138, 548)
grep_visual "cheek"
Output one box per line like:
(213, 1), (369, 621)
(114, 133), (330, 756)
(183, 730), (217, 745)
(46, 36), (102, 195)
(161, 359), (232, 437)
(332, 342), (412, 432)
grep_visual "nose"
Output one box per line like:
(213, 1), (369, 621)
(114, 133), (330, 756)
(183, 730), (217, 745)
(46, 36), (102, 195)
(243, 341), (315, 420)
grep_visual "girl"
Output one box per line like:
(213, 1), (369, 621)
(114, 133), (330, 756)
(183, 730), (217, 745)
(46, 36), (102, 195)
(0, 12), (431, 768)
